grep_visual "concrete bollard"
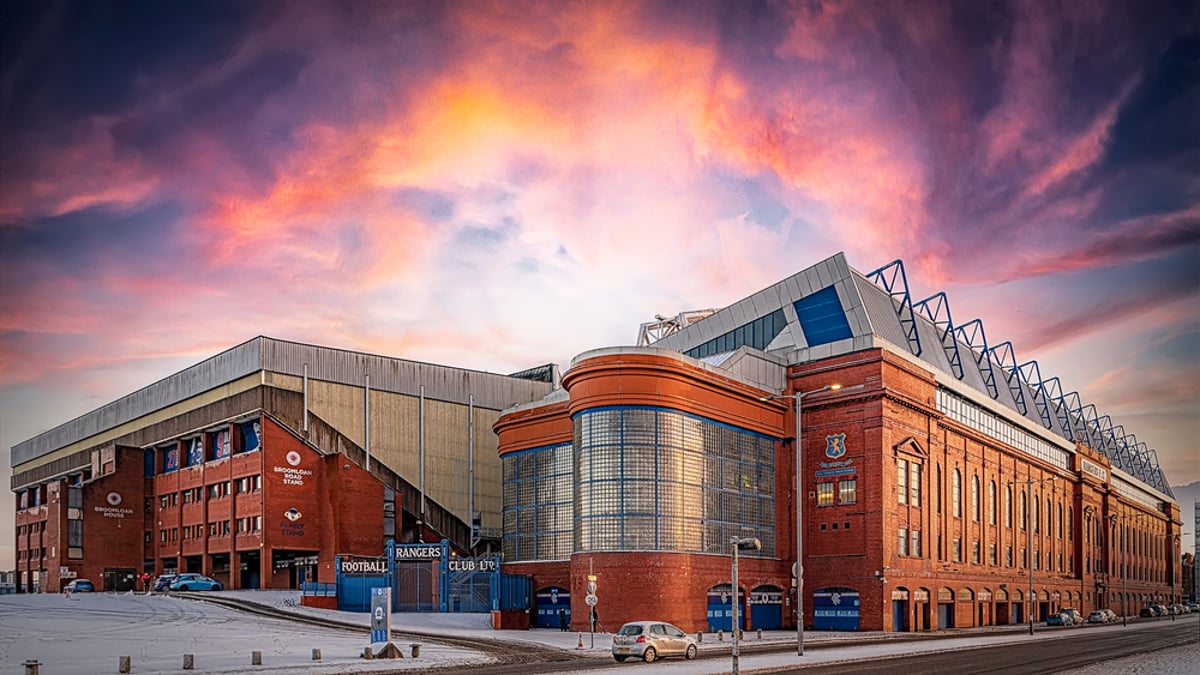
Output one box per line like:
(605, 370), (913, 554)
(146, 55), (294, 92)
(118, 656), (131, 673)
(718, 629), (724, 641)
(183, 653), (194, 670)
(410, 644), (420, 658)
(23, 660), (40, 675)
(738, 629), (744, 640)
(251, 651), (262, 665)
(362, 647), (374, 659)
(312, 648), (321, 661)
(757, 628), (762, 640)
(696, 631), (703, 642)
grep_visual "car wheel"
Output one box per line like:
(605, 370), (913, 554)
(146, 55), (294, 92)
(685, 644), (697, 660)
(642, 647), (656, 663)
(179, 585), (189, 591)
(613, 656), (627, 662)
(214, 584), (223, 591)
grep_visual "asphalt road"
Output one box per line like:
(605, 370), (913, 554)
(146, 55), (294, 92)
(759, 618), (1199, 674)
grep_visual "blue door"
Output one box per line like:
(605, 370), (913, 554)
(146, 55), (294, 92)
(750, 587), (783, 630)
(813, 588), (860, 631)
(707, 585), (743, 632)
(535, 587), (570, 629)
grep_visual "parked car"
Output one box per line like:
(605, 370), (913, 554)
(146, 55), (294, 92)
(1059, 608), (1083, 625)
(611, 621), (698, 663)
(1151, 604), (1168, 616)
(1087, 610), (1109, 624)
(153, 575), (178, 592)
(1046, 612), (1070, 626)
(1140, 606), (1157, 617)
(64, 579), (94, 593)
(168, 573), (223, 591)
(1102, 609), (1118, 622)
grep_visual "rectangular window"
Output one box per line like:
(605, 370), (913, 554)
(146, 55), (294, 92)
(972, 540), (980, 564)
(898, 527), (909, 556)
(1007, 546), (1013, 567)
(838, 479), (857, 505)
(910, 463), (921, 507)
(911, 530), (922, 557)
(989, 543), (997, 566)
(952, 537), (962, 563)
(898, 459), (908, 505)
(67, 520), (83, 548)
(817, 482), (835, 507)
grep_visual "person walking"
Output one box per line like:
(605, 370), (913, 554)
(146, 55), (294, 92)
(558, 607), (567, 631)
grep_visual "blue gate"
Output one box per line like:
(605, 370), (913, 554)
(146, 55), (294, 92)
(335, 555), (389, 612)
(750, 586), (783, 630)
(440, 554), (501, 612)
(813, 587), (860, 631)
(536, 586), (570, 628)
(707, 584), (744, 632)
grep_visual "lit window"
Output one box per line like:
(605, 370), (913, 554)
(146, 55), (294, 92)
(838, 479), (857, 505)
(817, 482), (835, 507)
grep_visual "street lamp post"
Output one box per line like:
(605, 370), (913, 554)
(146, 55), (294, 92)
(1007, 476), (1057, 635)
(1107, 514), (1128, 626)
(730, 537), (761, 675)
(760, 383), (843, 657)
(1083, 505), (1095, 613)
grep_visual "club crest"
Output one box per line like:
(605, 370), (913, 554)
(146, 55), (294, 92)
(825, 434), (847, 459)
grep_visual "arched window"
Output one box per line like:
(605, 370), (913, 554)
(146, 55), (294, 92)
(1006, 485), (1013, 528)
(1020, 492), (1027, 530)
(971, 475), (980, 522)
(989, 481), (997, 525)
(952, 469), (962, 518)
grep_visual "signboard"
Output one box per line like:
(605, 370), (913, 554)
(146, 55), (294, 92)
(447, 557), (497, 573)
(341, 558), (388, 574)
(585, 594), (598, 606)
(370, 587), (391, 644)
(392, 544), (443, 560)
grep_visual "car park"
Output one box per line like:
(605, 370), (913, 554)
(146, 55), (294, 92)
(168, 573), (223, 591)
(64, 579), (94, 593)
(611, 621), (698, 663)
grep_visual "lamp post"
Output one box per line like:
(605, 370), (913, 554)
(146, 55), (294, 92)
(1007, 476), (1057, 635)
(1106, 514), (1127, 626)
(1083, 505), (1095, 613)
(759, 383), (844, 657)
(730, 537), (761, 675)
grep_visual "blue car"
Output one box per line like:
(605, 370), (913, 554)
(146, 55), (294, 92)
(169, 573), (223, 591)
(1046, 612), (1068, 626)
(64, 579), (95, 593)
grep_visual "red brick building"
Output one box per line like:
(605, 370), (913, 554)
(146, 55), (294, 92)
(495, 253), (1182, 633)
(12, 337), (553, 592)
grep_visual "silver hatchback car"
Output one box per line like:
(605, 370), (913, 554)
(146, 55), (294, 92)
(612, 621), (698, 663)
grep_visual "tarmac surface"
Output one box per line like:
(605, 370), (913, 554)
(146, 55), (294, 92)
(2, 590), (1195, 674)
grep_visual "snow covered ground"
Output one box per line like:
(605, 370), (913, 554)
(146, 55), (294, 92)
(1, 590), (1195, 674)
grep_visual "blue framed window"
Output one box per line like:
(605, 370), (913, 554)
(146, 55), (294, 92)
(794, 286), (853, 346)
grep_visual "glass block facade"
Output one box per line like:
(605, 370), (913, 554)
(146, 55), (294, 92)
(502, 406), (778, 562)
(502, 442), (573, 562)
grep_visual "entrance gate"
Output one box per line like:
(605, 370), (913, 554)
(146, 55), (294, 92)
(749, 586), (784, 630)
(536, 586), (571, 628)
(336, 541), (517, 614)
(813, 587), (860, 631)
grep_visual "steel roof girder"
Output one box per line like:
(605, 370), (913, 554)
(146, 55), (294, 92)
(914, 291), (965, 380)
(955, 318), (1000, 399)
(866, 259), (923, 358)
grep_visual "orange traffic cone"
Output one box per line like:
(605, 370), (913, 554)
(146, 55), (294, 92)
(576, 632), (584, 649)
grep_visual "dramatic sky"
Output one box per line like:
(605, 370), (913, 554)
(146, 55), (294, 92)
(2, 1), (1198, 567)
